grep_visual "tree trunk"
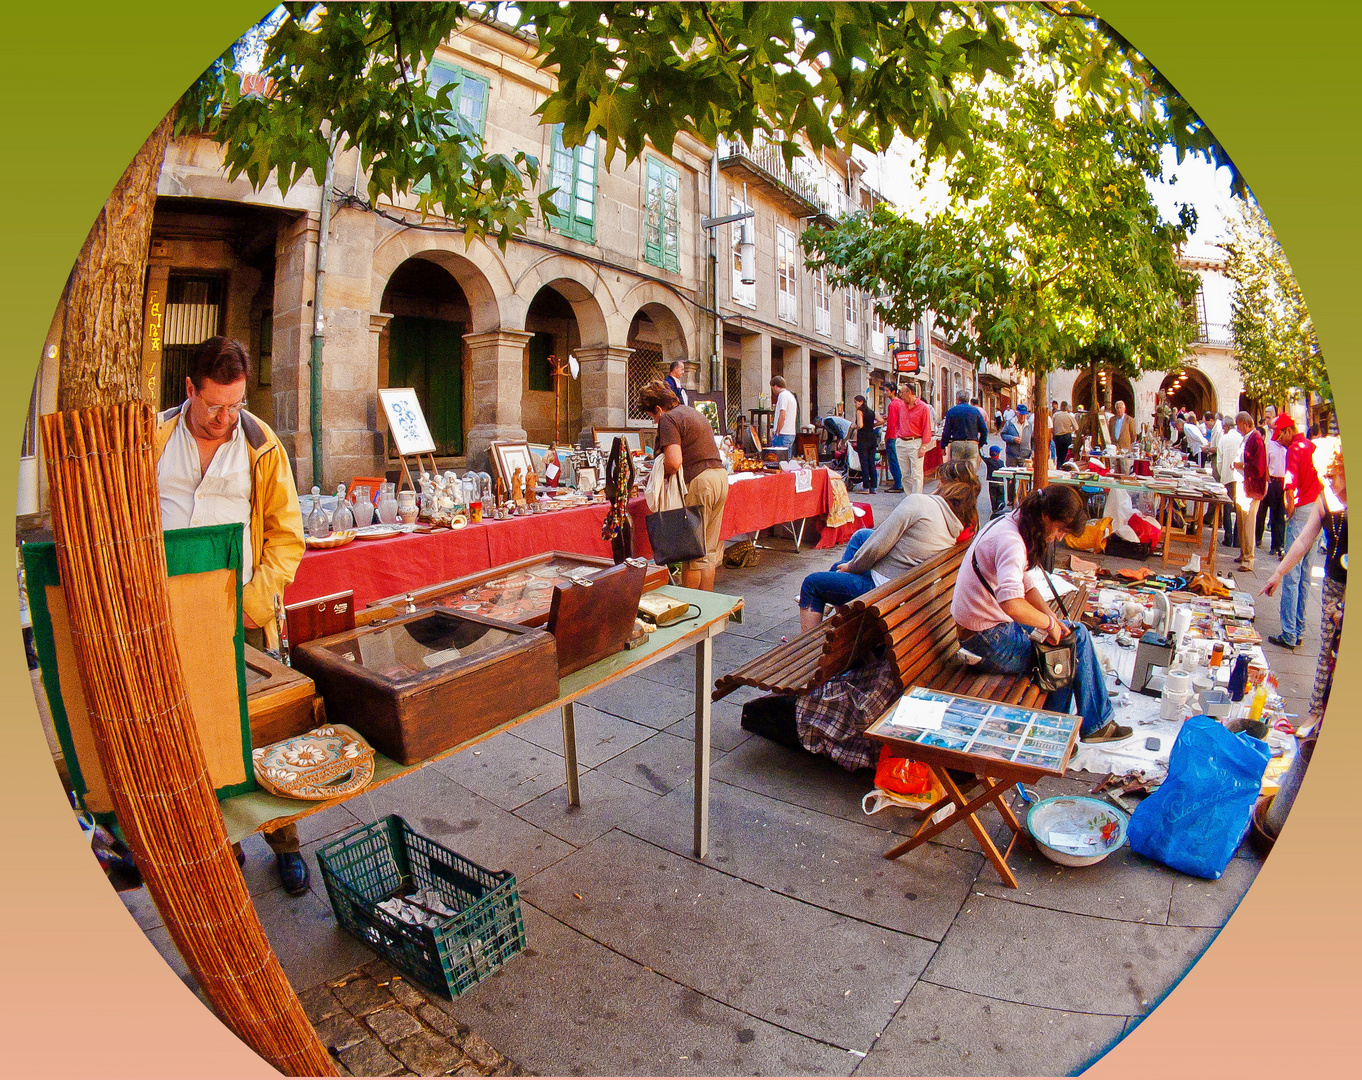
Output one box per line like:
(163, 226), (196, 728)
(57, 111), (173, 410)
(1032, 359), (1049, 490)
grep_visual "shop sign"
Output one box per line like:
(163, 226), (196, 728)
(894, 348), (919, 374)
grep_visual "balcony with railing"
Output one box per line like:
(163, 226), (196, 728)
(1196, 321), (1234, 348)
(718, 136), (833, 220)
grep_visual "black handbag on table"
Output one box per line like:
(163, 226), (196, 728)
(645, 472), (707, 566)
(970, 520), (1077, 691)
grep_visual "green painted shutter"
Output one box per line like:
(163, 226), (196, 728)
(644, 157), (664, 266)
(528, 332), (554, 392)
(388, 316), (464, 455)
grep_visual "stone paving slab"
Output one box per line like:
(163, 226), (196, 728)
(519, 830), (935, 1049)
(923, 894), (1216, 1015)
(1167, 857), (1261, 927)
(512, 769), (667, 849)
(858, 981), (1127, 1078)
(438, 903), (855, 1077)
(510, 704), (655, 769)
(975, 845), (1177, 924)
(595, 730), (722, 795)
(252, 882), (376, 991)
(334, 764), (575, 880)
(663, 698), (753, 753)
(580, 674), (700, 729)
(621, 777), (982, 942)
(426, 730), (569, 812)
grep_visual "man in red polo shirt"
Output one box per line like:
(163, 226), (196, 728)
(883, 384), (907, 493)
(896, 382), (935, 494)
(1269, 414), (1321, 649)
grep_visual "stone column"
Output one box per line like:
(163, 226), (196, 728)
(464, 328), (533, 468)
(740, 331), (771, 418)
(271, 213), (317, 487)
(575, 344), (633, 446)
(784, 343), (811, 429)
(816, 354), (841, 419)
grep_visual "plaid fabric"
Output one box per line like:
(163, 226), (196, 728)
(1309, 575), (1345, 726)
(795, 657), (900, 771)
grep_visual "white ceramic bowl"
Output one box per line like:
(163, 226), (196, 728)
(1026, 796), (1129, 868)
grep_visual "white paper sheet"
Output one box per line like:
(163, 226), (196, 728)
(794, 468), (813, 493)
(887, 694), (947, 732)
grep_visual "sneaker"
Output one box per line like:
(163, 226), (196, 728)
(1081, 720), (1134, 744)
(277, 852), (310, 896)
(1268, 634), (1299, 651)
(886, 487), (904, 494)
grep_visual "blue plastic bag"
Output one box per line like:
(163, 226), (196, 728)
(1128, 714), (1271, 880)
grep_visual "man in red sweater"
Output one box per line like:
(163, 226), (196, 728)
(1269, 414), (1321, 649)
(1233, 411), (1268, 573)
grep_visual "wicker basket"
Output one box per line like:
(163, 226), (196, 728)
(317, 815), (526, 998)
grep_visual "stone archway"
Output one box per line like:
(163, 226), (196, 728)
(1159, 366), (1216, 416)
(1072, 369), (1135, 414)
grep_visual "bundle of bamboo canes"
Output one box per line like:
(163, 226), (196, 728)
(41, 403), (335, 1076)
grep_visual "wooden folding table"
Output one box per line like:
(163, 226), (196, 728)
(866, 690), (1082, 888)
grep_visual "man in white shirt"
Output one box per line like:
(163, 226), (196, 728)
(1258, 421), (1288, 555)
(1217, 414), (1244, 547)
(155, 336), (307, 895)
(1181, 416), (1208, 465)
(770, 375), (798, 449)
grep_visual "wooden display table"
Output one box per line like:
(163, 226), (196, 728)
(866, 688), (1082, 888)
(221, 586), (739, 859)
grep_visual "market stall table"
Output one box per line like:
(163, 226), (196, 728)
(221, 585), (738, 858)
(813, 502), (875, 550)
(866, 688), (1082, 889)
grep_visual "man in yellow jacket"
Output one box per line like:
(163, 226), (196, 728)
(155, 336), (308, 894)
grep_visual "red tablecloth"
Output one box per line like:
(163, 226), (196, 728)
(924, 445), (945, 475)
(627, 467), (831, 559)
(287, 468), (834, 608)
(813, 502), (875, 549)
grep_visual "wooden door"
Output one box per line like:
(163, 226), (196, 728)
(387, 316), (464, 455)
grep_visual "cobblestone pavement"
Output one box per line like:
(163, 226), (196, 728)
(115, 470), (1315, 1076)
(303, 958), (530, 1077)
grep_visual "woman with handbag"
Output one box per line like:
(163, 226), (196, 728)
(642, 380), (729, 591)
(797, 461), (981, 632)
(952, 484), (1131, 743)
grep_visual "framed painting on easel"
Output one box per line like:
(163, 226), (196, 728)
(378, 388), (439, 491)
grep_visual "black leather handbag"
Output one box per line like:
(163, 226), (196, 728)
(970, 520), (1077, 691)
(645, 472), (707, 566)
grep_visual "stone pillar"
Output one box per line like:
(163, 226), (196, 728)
(815, 354), (841, 421)
(271, 213), (317, 488)
(575, 344), (633, 446)
(784, 344), (811, 429)
(464, 328), (533, 468)
(740, 331), (771, 417)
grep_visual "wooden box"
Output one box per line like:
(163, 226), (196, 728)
(364, 551), (668, 627)
(243, 645), (318, 747)
(291, 609), (559, 765)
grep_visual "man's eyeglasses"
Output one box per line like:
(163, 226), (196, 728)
(201, 400), (246, 419)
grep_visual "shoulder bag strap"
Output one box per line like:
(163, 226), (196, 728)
(970, 517), (1005, 598)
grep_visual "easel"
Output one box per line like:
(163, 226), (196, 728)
(395, 450), (440, 494)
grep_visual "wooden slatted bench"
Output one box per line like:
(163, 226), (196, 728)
(713, 543), (1087, 708)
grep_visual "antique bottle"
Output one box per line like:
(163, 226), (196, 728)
(332, 484), (356, 531)
(306, 486), (331, 538)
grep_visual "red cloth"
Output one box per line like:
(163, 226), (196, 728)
(814, 502), (875, 549)
(628, 467), (832, 558)
(486, 502), (614, 565)
(1285, 435), (1322, 507)
(1128, 512), (1162, 546)
(884, 397), (908, 440)
(901, 399), (933, 441)
(923, 444), (944, 476)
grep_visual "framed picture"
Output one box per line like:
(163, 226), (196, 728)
(593, 428), (645, 454)
(378, 388), (437, 456)
(575, 466), (598, 493)
(489, 441), (537, 492)
(690, 392), (726, 435)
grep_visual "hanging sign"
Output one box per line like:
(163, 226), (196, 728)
(894, 348), (920, 374)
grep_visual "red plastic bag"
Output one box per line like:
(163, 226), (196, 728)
(1128, 512), (1162, 546)
(874, 746), (937, 796)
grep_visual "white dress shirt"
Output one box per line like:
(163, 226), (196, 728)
(157, 401), (255, 584)
(1217, 428), (1243, 484)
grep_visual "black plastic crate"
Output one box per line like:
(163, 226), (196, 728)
(316, 815), (526, 998)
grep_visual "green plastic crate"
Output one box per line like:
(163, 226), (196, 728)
(316, 815), (526, 998)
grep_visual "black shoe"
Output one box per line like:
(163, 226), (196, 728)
(886, 487), (904, 494)
(277, 852), (309, 896)
(1267, 634), (1299, 651)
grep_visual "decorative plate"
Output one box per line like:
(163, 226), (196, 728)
(252, 724), (375, 800)
(354, 524), (403, 540)
(306, 530), (357, 549)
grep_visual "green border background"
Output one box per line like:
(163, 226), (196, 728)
(0, 2), (1356, 1075)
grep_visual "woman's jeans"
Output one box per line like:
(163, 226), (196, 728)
(960, 620), (1114, 736)
(1278, 504), (1315, 645)
(799, 528), (876, 614)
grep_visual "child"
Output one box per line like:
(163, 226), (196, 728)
(985, 445), (1006, 517)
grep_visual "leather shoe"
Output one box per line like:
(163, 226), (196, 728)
(277, 852), (309, 896)
(1267, 634), (1299, 651)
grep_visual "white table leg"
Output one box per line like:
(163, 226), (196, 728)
(561, 701), (581, 807)
(693, 634), (713, 858)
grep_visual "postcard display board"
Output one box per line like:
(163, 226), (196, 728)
(25, 524), (255, 820)
(866, 687), (1082, 888)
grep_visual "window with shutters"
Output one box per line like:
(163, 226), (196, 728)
(776, 225), (798, 322)
(813, 265), (830, 335)
(844, 287), (860, 347)
(548, 126), (599, 243)
(413, 62), (490, 195)
(729, 196), (754, 307)
(644, 157), (681, 271)
(160, 273), (226, 411)
(527, 332), (554, 393)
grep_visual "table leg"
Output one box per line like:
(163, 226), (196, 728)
(1205, 503), (1221, 575)
(883, 768), (1019, 888)
(561, 702), (581, 807)
(1160, 496), (1174, 567)
(693, 634), (713, 858)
